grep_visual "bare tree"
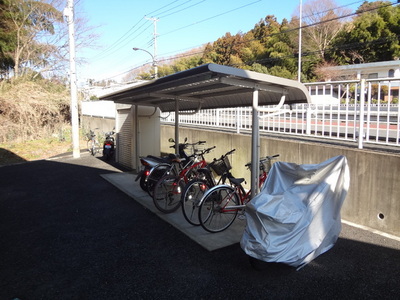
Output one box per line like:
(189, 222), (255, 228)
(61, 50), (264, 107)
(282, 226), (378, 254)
(1, 0), (99, 79)
(1, 0), (64, 78)
(295, 0), (352, 62)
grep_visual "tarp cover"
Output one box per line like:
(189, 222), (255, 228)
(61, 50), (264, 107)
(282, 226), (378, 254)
(240, 155), (350, 269)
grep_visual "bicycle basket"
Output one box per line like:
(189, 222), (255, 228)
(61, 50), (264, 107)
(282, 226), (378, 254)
(210, 155), (232, 175)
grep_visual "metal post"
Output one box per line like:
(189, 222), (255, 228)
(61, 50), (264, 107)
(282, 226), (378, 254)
(298, 0), (302, 82)
(358, 79), (366, 149)
(175, 99), (179, 155)
(306, 105), (312, 135)
(251, 89), (260, 199)
(135, 104), (140, 171)
(65, 0), (80, 158)
(145, 17), (158, 79)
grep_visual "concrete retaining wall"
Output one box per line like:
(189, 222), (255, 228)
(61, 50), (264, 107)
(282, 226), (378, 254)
(81, 115), (115, 135)
(161, 124), (400, 237)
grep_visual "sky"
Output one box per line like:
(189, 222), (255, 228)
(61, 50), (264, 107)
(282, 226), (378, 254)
(76, 0), (365, 83)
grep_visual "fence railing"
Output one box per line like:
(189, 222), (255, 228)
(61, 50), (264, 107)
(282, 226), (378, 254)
(161, 78), (400, 149)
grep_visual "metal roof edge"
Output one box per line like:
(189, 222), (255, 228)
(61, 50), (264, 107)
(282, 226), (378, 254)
(207, 64), (311, 102)
(100, 63), (311, 104)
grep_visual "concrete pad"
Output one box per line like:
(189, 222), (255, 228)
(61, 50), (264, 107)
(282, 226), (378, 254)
(101, 172), (246, 251)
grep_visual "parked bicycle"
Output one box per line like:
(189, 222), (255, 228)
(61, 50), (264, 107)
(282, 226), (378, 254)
(145, 139), (206, 197)
(135, 137), (193, 193)
(152, 146), (216, 214)
(87, 128), (100, 156)
(197, 154), (279, 233)
(181, 149), (236, 226)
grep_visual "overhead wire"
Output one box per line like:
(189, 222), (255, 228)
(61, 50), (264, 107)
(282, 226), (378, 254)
(159, 1), (400, 71)
(94, 0), (399, 82)
(90, 0), (262, 80)
(154, 0), (363, 59)
(157, 0), (206, 19)
(160, 0), (262, 37)
(87, 0), (185, 61)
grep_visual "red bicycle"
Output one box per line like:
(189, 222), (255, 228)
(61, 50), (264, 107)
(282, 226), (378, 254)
(180, 149), (236, 226)
(152, 146), (216, 213)
(198, 154), (279, 233)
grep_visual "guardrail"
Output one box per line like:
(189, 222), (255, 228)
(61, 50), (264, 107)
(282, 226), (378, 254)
(161, 78), (400, 149)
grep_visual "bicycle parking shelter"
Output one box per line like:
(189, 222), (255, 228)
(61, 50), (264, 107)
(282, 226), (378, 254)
(100, 63), (311, 197)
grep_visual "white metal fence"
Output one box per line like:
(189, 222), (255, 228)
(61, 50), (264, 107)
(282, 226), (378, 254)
(161, 78), (400, 149)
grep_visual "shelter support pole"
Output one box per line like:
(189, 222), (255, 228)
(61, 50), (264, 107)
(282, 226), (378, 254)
(135, 105), (139, 171)
(358, 79), (366, 149)
(251, 89), (260, 199)
(175, 98), (179, 154)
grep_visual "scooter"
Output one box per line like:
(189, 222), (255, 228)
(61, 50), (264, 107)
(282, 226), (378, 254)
(135, 138), (194, 192)
(103, 130), (115, 161)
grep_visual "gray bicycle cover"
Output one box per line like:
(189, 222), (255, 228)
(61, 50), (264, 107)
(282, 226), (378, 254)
(240, 155), (350, 269)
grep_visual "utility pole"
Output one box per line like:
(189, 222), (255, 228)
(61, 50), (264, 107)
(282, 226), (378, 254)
(146, 17), (159, 79)
(298, 0), (302, 82)
(64, 0), (80, 158)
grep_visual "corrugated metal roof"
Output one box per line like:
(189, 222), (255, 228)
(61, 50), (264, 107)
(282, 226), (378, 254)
(99, 64), (311, 111)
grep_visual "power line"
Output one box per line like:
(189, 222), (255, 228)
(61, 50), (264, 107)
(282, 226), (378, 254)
(93, 0), (400, 82)
(145, 0), (181, 16)
(157, 0), (206, 19)
(160, 0), (262, 37)
(300, 0), (364, 20)
(87, 1), (187, 61)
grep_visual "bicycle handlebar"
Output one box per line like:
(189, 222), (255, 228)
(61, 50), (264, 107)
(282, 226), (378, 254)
(262, 154), (280, 162)
(202, 146), (216, 154)
(186, 146), (216, 159)
(223, 148), (236, 157)
(169, 140), (207, 149)
(245, 154), (280, 168)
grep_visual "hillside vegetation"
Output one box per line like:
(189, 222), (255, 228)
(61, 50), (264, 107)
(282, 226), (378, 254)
(0, 79), (79, 165)
(0, 79), (71, 143)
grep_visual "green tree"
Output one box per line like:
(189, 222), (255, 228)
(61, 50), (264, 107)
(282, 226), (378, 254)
(201, 32), (247, 66)
(331, 1), (400, 64)
(251, 15), (299, 79)
(0, 0), (16, 77)
(0, 0), (63, 78)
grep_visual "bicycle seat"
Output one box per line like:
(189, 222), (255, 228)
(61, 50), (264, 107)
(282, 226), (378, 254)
(149, 155), (171, 163)
(230, 177), (245, 186)
(168, 153), (182, 163)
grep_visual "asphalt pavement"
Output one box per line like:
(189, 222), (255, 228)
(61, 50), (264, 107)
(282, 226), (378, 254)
(1, 152), (399, 299)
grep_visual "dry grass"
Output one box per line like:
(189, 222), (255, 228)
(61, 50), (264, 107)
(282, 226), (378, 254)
(0, 136), (88, 166)
(0, 78), (81, 166)
(0, 79), (70, 143)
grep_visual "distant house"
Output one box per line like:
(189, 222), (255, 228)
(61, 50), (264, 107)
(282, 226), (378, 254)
(316, 60), (400, 103)
(325, 60), (400, 80)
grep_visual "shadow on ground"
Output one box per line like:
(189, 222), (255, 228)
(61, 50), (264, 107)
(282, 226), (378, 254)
(0, 148), (27, 166)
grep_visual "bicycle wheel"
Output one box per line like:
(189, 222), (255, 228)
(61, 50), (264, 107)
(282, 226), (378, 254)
(181, 179), (210, 226)
(198, 185), (239, 233)
(146, 164), (173, 197)
(153, 175), (184, 213)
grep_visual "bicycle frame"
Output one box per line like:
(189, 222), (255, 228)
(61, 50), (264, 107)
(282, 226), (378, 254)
(197, 168), (268, 211)
(171, 145), (216, 183)
(177, 159), (207, 184)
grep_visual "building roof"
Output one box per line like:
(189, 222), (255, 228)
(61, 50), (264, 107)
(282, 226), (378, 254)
(99, 63), (311, 112)
(329, 60), (400, 71)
